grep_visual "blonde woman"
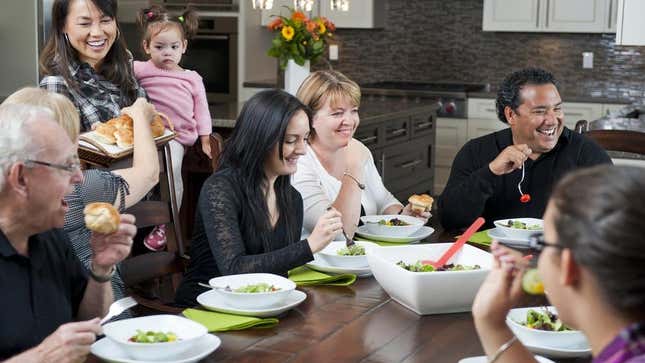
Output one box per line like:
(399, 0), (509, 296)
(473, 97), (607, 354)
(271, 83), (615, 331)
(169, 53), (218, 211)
(293, 70), (430, 238)
(2, 87), (158, 306)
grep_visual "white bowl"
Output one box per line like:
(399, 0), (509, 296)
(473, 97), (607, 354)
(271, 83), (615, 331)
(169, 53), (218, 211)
(360, 214), (424, 237)
(493, 218), (544, 240)
(506, 307), (590, 350)
(208, 273), (296, 309)
(316, 241), (377, 268)
(367, 243), (492, 315)
(102, 315), (208, 361)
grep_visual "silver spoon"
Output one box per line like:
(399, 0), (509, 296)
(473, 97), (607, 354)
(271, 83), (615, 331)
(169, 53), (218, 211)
(198, 282), (232, 291)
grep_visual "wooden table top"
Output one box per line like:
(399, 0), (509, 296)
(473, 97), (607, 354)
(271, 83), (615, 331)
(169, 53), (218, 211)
(88, 223), (592, 363)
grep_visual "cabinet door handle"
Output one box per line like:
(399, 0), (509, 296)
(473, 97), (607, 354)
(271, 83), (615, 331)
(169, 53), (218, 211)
(536, 0), (540, 28)
(415, 121), (433, 130)
(359, 135), (377, 143)
(389, 128), (407, 137)
(399, 159), (423, 169)
(608, 0), (613, 28)
(381, 153), (386, 179)
(485, 108), (496, 113)
(545, 0), (550, 28)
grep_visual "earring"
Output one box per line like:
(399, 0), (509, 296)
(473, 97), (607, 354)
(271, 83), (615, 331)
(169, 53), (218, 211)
(64, 33), (70, 43)
(115, 28), (120, 41)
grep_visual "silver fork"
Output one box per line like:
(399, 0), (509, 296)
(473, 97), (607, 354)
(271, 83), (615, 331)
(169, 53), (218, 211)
(326, 206), (355, 247)
(100, 296), (138, 325)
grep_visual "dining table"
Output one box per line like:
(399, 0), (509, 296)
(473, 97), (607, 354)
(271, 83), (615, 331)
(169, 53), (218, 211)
(87, 221), (592, 363)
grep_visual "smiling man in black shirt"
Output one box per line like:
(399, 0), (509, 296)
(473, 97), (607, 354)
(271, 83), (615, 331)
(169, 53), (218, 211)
(438, 68), (611, 231)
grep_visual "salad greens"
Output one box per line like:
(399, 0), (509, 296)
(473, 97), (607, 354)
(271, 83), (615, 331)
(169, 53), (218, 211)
(396, 260), (481, 272)
(504, 220), (541, 230)
(233, 282), (281, 293)
(523, 309), (572, 331)
(378, 218), (410, 226)
(337, 244), (366, 256)
(128, 330), (178, 343)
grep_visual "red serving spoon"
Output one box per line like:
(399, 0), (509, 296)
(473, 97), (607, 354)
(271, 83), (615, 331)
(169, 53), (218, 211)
(421, 217), (486, 269)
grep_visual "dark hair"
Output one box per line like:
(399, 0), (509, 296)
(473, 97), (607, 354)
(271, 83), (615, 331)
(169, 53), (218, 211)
(495, 68), (559, 124)
(39, 0), (139, 105)
(219, 89), (312, 250)
(551, 165), (645, 319)
(137, 5), (198, 46)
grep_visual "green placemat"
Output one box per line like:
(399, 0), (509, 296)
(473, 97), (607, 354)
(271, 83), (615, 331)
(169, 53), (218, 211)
(354, 237), (415, 246)
(183, 308), (278, 332)
(288, 266), (356, 286)
(465, 229), (493, 246)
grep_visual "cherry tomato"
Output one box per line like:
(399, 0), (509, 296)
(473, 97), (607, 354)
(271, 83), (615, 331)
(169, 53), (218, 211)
(520, 194), (531, 203)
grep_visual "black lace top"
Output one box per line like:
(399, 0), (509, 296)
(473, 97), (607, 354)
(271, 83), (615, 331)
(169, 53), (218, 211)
(174, 168), (313, 307)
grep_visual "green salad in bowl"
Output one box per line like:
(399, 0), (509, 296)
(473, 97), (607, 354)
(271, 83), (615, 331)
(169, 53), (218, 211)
(234, 282), (281, 293)
(337, 244), (366, 256)
(396, 260), (481, 272)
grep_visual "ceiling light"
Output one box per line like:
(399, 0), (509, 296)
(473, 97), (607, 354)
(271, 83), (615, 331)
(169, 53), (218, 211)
(330, 0), (349, 11)
(251, 0), (273, 10)
(294, 0), (314, 12)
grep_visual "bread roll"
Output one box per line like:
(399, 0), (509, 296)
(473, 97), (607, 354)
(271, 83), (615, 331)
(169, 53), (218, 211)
(408, 194), (434, 213)
(150, 114), (165, 138)
(94, 123), (117, 144)
(84, 202), (120, 234)
(107, 114), (133, 131)
(115, 128), (134, 148)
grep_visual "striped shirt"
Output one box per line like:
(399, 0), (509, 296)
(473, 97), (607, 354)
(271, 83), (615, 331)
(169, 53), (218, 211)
(40, 61), (146, 132)
(594, 322), (645, 363)
(64, 169), (130, 317)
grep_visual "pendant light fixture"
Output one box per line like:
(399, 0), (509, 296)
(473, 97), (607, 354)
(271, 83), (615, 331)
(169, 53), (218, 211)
(251, 0), (273, 10)
(330, 0), (349, 11)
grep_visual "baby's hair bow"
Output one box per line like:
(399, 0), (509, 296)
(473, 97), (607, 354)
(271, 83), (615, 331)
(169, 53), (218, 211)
(178, 15), (184, 23)
(146, 10), (154, 19)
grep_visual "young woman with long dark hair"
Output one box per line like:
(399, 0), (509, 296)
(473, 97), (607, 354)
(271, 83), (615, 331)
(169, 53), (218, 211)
(174, 89), (342, 307)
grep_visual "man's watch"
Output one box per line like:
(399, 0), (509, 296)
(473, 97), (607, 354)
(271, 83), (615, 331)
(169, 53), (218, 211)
(89, 262), (115, 283)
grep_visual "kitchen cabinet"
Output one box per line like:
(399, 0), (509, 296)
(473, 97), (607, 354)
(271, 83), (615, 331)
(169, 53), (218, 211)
(483, 0), (617, 33)
(261, 0), (385, 28)
(434, 117), (468, 195)
(319, 0), (385, 29)
(615, 0), (645, 45)
(357, 107), (436, 201)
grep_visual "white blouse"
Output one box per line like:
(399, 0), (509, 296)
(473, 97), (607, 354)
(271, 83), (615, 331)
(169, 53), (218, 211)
(292, 144), (402, 238)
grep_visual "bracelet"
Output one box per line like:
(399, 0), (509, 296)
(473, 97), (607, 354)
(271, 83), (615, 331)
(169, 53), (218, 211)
(89, 262), (115, 283)
(488, 335), (518, 363)
(342, 172), (365, 190)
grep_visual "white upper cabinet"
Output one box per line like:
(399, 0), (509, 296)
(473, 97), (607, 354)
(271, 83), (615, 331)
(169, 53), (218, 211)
(483, 0), (617, 33)
(615, 0), (645, 45)
(319, 0), (385, 29)
(260, 0), (319, 26)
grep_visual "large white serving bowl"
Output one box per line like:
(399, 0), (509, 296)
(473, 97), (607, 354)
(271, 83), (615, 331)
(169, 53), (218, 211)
(316, 241), (378, 268)
(494, 218), (544, 240)
(367, 243), (492, 315)
(102, 314), (208, 361)
(507, 307), (590, 350)
(208, 273), (296, 309)
(360, 215), (424, 237)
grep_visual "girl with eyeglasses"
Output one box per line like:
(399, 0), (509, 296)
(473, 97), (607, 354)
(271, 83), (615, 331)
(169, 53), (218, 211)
(472, 165), (645, 363)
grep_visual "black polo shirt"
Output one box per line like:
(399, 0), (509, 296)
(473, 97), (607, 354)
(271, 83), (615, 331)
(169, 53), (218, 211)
(438, 127), (612, 230)
(0, 228), (88, 359)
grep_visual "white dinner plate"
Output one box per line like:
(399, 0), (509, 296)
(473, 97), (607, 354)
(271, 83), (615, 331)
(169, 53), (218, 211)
(307, 253), (373, 277)
(523, 343), (592, 359)
(354, 225), (435, 243)
(91, 333), (220, 363)
(458, 354), (554, 363)
(197, 289), (306, 317)
(487, 228), (531, 248)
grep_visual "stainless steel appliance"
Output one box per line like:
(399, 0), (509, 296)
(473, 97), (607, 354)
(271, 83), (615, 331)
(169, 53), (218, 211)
(360, 82), (489, 118)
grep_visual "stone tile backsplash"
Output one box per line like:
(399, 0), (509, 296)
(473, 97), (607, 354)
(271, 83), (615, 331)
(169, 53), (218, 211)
(316, 0), (645, 102)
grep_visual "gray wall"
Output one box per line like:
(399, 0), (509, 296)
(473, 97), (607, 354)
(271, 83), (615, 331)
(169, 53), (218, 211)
(320, 0), (645, 101)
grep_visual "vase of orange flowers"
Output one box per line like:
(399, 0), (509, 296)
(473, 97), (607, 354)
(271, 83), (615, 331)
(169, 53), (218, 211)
(267, 7), (336, 94)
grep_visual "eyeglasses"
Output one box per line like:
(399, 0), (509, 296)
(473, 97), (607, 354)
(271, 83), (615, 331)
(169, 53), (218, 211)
(24, 157), (81, 174)
(528, 232), (564, 254)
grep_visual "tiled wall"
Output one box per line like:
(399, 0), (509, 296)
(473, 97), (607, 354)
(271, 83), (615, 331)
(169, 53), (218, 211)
(319, 0), (645, 101)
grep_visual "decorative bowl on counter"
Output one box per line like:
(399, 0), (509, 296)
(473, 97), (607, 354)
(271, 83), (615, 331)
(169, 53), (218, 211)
(367, 243), (492, 315)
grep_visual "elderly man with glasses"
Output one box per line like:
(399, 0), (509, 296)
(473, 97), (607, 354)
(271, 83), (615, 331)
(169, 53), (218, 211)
(0, 104), (136, 362)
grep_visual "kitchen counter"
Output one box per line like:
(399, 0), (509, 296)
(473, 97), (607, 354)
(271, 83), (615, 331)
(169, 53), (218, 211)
(211, 96), (439, 129)
(468, 91), (632, 105)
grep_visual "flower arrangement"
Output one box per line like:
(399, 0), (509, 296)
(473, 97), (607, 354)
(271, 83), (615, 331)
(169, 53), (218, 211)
(266, 7), (336, 69)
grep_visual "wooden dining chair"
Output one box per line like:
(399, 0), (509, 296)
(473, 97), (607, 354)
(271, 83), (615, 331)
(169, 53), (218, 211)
(575, 120), (645, 157)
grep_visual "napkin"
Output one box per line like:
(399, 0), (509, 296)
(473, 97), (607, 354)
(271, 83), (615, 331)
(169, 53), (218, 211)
(288, 266), (356, 286)
(465, 229), (493, 246)
(182, 308), (278, 332)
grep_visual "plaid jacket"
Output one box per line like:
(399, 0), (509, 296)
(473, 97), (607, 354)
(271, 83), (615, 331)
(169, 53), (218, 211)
(40, 62), (146, 132)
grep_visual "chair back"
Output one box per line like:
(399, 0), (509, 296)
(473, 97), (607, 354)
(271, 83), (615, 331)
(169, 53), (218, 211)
(575, 119), (645, 166)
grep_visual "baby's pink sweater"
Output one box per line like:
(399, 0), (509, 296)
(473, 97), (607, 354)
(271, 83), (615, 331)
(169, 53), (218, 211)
(134, 60), (212, 146)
